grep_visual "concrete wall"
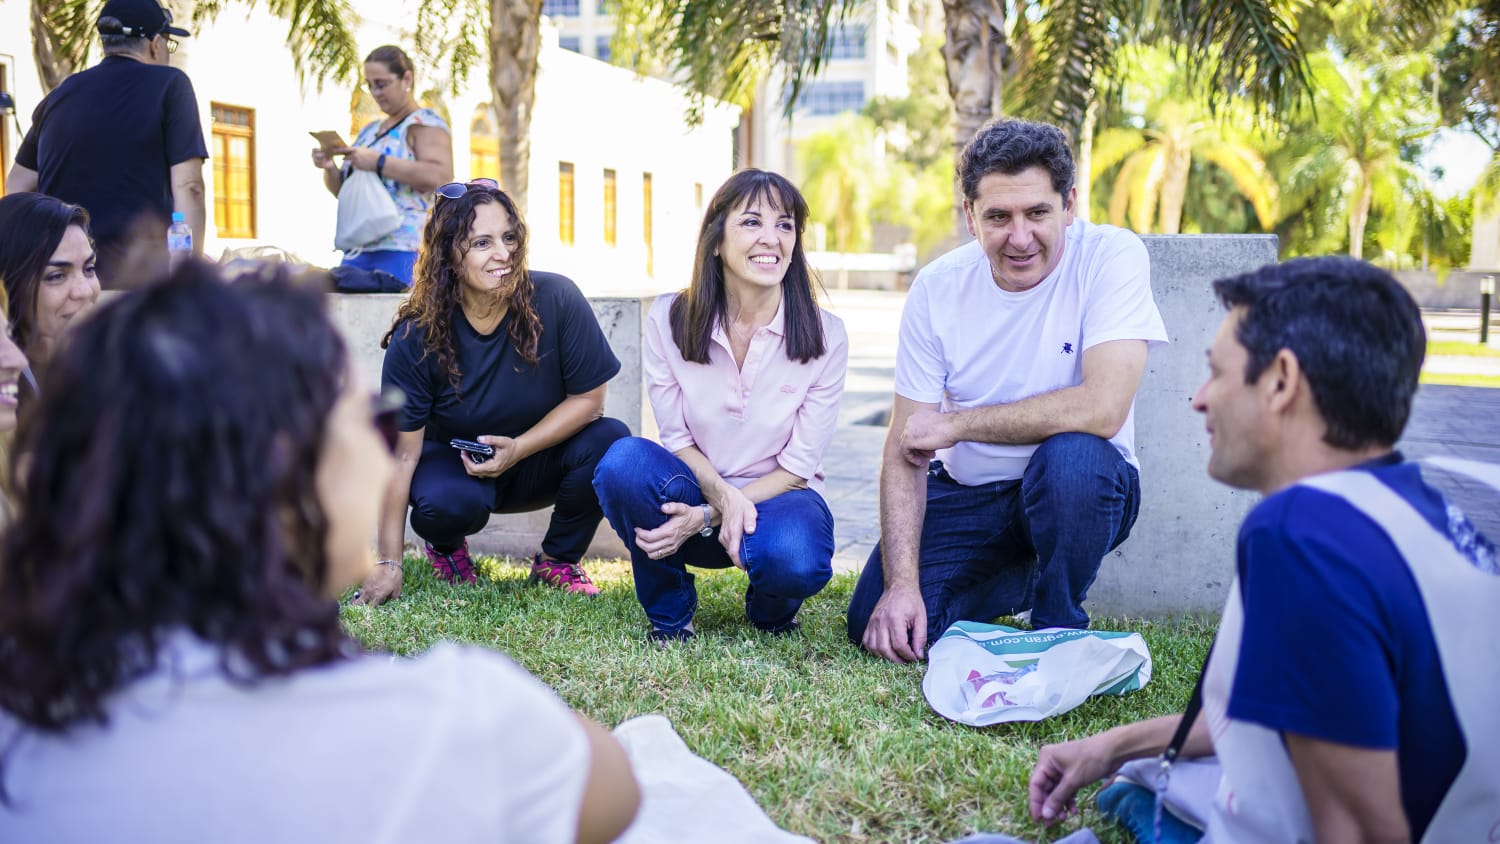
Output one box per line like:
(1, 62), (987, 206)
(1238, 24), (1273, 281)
(324, 293), (652, 559)
(1394, 269), (1499, 310)
(1084, 235), (1277, 618)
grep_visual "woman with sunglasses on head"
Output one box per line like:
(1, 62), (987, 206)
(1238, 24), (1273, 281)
(0, 263), (640, 843)
(354, 180), (628, 606)
(592, 170), (847, 643)
(311, 45), (454, 285)
(0, 193), (101, 397)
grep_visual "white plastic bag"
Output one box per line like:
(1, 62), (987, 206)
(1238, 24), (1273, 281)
(334, 169), (401, 251)
(923, 622), (1152, 725)
(612, 714), (813, 844)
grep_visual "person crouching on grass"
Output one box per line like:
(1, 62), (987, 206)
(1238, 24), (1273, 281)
(592, 169), (848, 643)
(354, 179), (629, 605)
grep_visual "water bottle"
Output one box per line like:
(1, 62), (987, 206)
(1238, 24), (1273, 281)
(167, 212), (193, 268)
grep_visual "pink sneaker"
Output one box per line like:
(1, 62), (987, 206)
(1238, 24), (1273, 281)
(529, 554), (600, 596)
(425, 541), (477, 585)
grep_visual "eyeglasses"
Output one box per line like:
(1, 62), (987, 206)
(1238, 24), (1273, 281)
(435, 178), (500, 201)
(371, 387), (406, 453)
(365, 78), (400, 93)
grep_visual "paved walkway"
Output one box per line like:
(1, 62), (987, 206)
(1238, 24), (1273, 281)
(818, 291), (1500, 573)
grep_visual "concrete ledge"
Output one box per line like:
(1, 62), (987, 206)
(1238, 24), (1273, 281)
(1083, 235), (1276, 617)
(325, 293), (655, 560)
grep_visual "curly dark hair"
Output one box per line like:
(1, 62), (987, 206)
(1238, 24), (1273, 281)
(671, 169), (827, 364)
(0, 261), (357, 738)
(1212, 256), (1426, 450)
(958, 118), (1076, 203)
(0, 192), (93, 355)
(383, 184), (540, 394)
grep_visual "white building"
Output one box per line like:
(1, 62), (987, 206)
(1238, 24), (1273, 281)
(0, 0), (737, 295)
(541, 0), (926, 179)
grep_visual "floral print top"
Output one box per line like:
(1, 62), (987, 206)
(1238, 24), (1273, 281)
(345, 107), (450, 253)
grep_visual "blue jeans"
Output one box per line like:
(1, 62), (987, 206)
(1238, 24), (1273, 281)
(847, 432), (1140, 642)
(340, 249), (417, 285)
(593, 437), (835, 633)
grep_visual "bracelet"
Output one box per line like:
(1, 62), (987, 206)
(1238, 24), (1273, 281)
(375, 558), (400, 568)
(375, 153), (387, 179)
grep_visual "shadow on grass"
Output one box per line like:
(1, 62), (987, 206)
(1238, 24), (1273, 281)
(342, 556), (1214, 844)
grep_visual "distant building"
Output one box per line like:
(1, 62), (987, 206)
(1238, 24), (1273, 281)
(0, 1), (736, 295)
(542, 0), (929, 179)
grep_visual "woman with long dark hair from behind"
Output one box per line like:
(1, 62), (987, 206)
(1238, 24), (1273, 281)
(592, 170), (848, 643)
(354, 180), (628, 606)
(0, 263), (638, 842)
(0, 193), (100, 393)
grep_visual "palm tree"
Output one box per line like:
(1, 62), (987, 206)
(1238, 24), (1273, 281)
(30, 0), (362, 94)
(796, 114), (880, 252)
(1089, 50), (1277, 234)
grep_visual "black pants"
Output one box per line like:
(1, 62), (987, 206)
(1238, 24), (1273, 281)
(408, 417), (630, 561)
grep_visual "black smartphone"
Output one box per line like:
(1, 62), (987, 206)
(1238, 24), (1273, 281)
(450, 438), (495, 463)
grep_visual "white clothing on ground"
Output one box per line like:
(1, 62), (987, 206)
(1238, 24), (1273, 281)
(0, 636), (590, 844)
(894, 220), (1168, 484)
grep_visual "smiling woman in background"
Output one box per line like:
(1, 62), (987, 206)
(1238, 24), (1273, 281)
(0, 193), (100, 395)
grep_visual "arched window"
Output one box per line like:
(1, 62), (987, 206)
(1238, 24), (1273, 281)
(470, 104), (500, 184)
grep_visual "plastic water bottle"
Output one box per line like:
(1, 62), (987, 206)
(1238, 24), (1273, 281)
(167, 212), (193, 268)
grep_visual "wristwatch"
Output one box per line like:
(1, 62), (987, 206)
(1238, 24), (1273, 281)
(698, 504), (714, 537)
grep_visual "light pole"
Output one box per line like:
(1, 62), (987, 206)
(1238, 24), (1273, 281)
(1482, 275), (1495, 346)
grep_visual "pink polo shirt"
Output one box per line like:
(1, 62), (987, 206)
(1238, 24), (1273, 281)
(645, 293), (848, 494)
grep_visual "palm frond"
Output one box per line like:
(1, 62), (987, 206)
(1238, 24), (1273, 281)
(193, 0), (362, 88)
(1012, 0), (1121, 143)
(34, 0), (106, 88)
(1156, 0), (1312, 122)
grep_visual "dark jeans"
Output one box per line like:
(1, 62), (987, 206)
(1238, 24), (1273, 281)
(408, 417), (629, 561)
(592, 437), (835, 633)
(847, 432), (1140, 643)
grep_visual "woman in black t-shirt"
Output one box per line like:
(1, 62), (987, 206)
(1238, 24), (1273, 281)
(353, 180), (627, 606)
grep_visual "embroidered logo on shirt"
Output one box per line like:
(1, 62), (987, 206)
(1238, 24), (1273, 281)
(1062, 343), (1074, 354)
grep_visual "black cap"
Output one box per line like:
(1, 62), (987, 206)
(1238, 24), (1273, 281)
(97, 0), (191, 39)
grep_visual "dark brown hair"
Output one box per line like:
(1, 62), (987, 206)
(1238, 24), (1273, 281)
(382, 185), (540, 393)
(671, 169), (826, 364)
(365, 44), (415, 80)
(0, 262), (355, 739)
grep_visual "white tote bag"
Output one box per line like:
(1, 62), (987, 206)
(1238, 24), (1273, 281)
(923, 622), (1152, 725)
(334, 170), (402, 251)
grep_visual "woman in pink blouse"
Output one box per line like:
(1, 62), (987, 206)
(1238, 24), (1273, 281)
(592, 170), (848, 644)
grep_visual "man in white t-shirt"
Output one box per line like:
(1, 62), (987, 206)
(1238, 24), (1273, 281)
(847, 118), (1168, 664)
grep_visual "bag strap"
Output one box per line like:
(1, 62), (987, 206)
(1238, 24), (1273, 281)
(1164, 639), (1214, 764)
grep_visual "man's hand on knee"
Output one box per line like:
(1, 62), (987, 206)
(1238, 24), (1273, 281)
(861, 584), (928, 663)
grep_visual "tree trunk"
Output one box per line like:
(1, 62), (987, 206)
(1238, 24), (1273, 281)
(1157, 139), (1192, 235)
(489, 0), (543, 212)
(1076, 98), (1097, 219)
(942, 0), (1006, 238)
(31, 0), (80, 94)
(1348, 170), (1373, 260)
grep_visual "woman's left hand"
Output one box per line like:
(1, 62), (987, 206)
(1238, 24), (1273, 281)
(336, 146), (380, 172)
(462, 435), (524, 478)
(634, 502), (704, 562)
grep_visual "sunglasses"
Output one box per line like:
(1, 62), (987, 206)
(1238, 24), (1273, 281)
(435, 178), (500, 201)
(371, 387), (406, 452)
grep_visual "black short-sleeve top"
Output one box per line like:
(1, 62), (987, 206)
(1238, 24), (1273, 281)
(382, 271), (621, 443)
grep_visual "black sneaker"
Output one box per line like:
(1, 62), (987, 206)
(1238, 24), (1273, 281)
(757, 619), (801, 637)
(647, 627), (696, 646)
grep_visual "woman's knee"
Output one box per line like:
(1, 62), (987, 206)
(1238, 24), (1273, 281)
(747, 514), (834, 595)
(575, 417), (631, 458)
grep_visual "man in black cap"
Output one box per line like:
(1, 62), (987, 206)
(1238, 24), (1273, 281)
(6, 0), (208, 287)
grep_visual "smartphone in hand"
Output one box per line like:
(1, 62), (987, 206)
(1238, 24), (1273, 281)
(450, 438), (495, 463)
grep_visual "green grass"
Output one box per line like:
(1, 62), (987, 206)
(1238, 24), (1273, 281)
(1419, 371), (1500, 388)
(1427, 340), (1500, 358)
(342, 557), (1214, 844)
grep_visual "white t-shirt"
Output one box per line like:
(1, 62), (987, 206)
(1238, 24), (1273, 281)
(894, 219), (1168, 484)
(0, 636), (591, 844)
